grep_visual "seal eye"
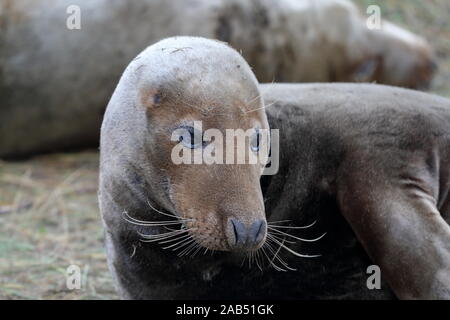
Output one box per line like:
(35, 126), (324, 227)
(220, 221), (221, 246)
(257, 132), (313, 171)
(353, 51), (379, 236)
(178, 126), (203, 149)
(250, 128), (261, 153)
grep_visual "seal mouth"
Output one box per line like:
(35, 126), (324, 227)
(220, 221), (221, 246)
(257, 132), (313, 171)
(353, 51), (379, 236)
(123, 202), (327, 271)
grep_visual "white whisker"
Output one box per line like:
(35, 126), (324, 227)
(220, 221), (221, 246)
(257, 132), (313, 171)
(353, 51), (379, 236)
(146, 200), (193, 221)
(267, 234), (321, 258)
(268, 220), (317, 229)
(190, 244), (203, 258)
(265, 238), (297, 271)
(267, 232), (296, 244)
(179, 242), (198, 257)
(243, 99), (278, 114)
(164, 236), (194, 250)
(260, 245), (286, 272)
(158, 233), (191, 244)
(269, 228), (327, 242)
(123, 211), (187, 226)
(255, 250), (263, 271)
(138, 228), (187, 239)
(267, 219), (292, 225)
(125, 219), (185, 227)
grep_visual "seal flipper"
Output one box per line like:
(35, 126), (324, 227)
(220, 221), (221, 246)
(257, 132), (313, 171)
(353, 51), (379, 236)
(336, 154), (450, 299)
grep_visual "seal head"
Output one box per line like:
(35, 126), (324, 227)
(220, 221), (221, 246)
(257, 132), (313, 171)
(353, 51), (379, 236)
(100, 37), (269, 252)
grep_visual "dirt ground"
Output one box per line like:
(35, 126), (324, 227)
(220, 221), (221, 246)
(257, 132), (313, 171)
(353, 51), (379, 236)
(0, 1), (449, 299)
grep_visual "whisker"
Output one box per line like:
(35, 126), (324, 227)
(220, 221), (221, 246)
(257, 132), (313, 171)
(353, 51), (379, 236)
(190, 244), (203, 258)
(138, 228), (188, 239)
(243, 105), (265, 114)
(265, 238), (297, 271)
(174, 243), (196, 256)
(267, 219), (292, 225)
(146, 200), (192, 221)
(158, 233), (191, 244)
(268, 220), (317, 229)
(267, 234), (321, 258)
(245, 93), (262, 106)
(139, 233), (186, 243)
(262, 242), (290, 272)
(267, 232), (296, 244)
(163, 236), (194, 250)
(123, 211), (186, 226)
(122, 211), (192, 226)
(267, 238), (282, 265)
(179, 242), (198, 257)
(269, 228), (327, 242)
(260, 244), (286, 272)
(243, 99), (278, 114)
(125, 220), (184, 227)
(240, 254), (247, 268)
(255, 250), (263, 271)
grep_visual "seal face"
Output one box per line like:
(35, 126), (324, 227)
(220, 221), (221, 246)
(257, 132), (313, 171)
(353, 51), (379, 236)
(100, 37), (269, 255)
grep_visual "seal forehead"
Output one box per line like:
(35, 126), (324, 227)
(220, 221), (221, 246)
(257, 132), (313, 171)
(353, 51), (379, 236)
(139, 81), (266, 127)
(134, 37), (255, 82)
(135, 37), (262, 115)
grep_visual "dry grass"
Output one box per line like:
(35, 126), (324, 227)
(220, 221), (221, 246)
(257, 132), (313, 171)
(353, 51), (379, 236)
(0, 151), (116, 299)
(0, 1), (449, 300)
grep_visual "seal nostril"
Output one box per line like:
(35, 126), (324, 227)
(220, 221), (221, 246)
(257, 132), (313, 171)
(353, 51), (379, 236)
(230, 218), (246, 246)
(249, 219), (266, 245)
(229, 218), (266, 249)
(231, 219), (239, 245)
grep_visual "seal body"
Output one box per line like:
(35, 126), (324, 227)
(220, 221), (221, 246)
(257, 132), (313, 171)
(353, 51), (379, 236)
(261, 83), (450, 299)
(0, 0), (436, 158)
(99, 37), (450, 299)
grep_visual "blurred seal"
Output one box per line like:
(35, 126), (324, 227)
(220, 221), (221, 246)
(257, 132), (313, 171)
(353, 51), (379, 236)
(0, 0), (436, 158)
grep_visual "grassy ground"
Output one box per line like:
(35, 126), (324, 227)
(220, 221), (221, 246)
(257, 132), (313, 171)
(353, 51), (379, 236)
(0, 1), (449, 300)
(0, 152), (116, 299)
